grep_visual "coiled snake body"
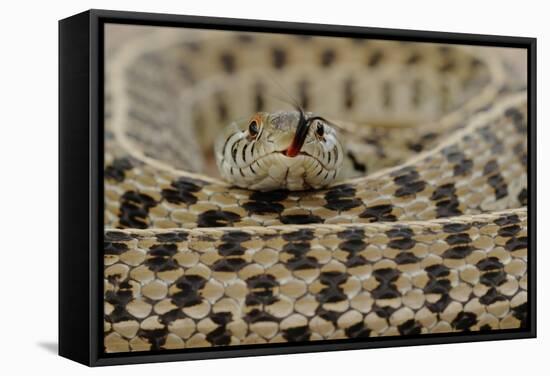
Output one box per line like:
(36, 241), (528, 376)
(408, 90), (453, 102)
(103, 27), (528, 352)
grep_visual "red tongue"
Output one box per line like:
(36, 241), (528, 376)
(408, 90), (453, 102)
(285, 140), (301, 157)
(285, 112), (310, 157)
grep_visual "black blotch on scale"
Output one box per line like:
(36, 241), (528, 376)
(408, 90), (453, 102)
(280, 214), (323, 225)
(283, 229), (315, 242)
(386, 226), (416, 250)
(119, 191), (157, 229)
(430, 183), (462, 218)
(236, 34), (254, 43)
(317, 271), (349, 303)
(137, 329), (168, 351)
(197, 210), (241, 227)
(359, 204), (397, 222)
(371, 268), (401, 299)
(104, 241), (128, 256)
(345, 322), (371, 338)
(494, 214), (520, 226)
(488, 174), (509, 200)
(282, 242), (319, 271)
(105, 231), (134, 242)
(479, 288), (507, 305)
(220, 52), (236, 74)
(512, 302), (528, 328)
(498, 225), (521, 237)
(206, 325), (232, 346)
(368, 50), (383, 67)
(518, 188), (528, 206)
(338, 228), (368, 268)
(171, 274), (207, 308)
(272, 48), (287, 69)
(398, 319), (422, 335)
(222, 231), (252, 243)
(161, 177), (204, 206)
(156, 231), (188, 242)
(324, 184), (362, 212)
(145, 244), (179, 272)
(283, 326), (311, 342)
(504, 236), (527, 252)
(346, 151), (367, 173)
(245, 274), (279, 306)
(423, 264), (452, 313)
(105, 158), (133, 182)
(244, 310), (279, 325)
(392, 167), (426, 197)
(212, 258), (247, 272)
(242, 189), (289, 215)
(452, 312), (478, 331)
(321, 49), (336, 67)
(344, 79), (354, 109)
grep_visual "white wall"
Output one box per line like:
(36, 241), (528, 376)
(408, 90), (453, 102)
(0, 0), (546, 374)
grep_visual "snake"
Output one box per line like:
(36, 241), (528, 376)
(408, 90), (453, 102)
(103, 26), (528, 353)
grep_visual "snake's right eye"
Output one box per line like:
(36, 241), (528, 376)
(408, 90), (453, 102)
(248, 120), (259, 137)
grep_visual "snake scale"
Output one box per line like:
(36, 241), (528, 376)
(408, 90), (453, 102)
(103, 27), (528, 353)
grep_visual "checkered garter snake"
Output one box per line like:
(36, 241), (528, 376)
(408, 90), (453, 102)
(103, 27), (528, 352)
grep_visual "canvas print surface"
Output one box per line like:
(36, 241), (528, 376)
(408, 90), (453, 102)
(103, 24), (528, 353)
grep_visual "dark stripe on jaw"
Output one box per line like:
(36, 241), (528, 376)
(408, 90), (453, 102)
(231, 140), (239, 163)
(222, 132), (239, 161)
(221, 135), (231, 160)
(327, 150), (332, 164)
(239, 168), (245, 177)
(315, 162), (324, 177)
(242, 144), (248, 164)
(249, 164), (256, 174)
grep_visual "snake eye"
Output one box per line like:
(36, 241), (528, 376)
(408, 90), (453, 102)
(248, 120), (259, 137)
(316, 122), (324, 138)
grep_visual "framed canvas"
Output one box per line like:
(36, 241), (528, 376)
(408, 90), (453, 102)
(59, 9), (536, 366)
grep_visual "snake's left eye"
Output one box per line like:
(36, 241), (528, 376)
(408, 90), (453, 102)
(316, 123), (324, 138)
(248, 120), (259, 137)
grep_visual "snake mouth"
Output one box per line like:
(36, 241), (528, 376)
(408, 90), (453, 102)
(276, 150), (332, 172)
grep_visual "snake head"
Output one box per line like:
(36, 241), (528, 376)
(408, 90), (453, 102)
(215, 110), (345, 191)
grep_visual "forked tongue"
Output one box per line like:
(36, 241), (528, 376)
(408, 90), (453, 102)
(284, 111), (310, 157)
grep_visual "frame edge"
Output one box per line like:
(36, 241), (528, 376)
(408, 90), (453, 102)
(58, 8), (537, 366)
(59, 10), (93, 366)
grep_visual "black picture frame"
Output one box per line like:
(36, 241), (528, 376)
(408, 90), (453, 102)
(59, 9), (537, 367)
